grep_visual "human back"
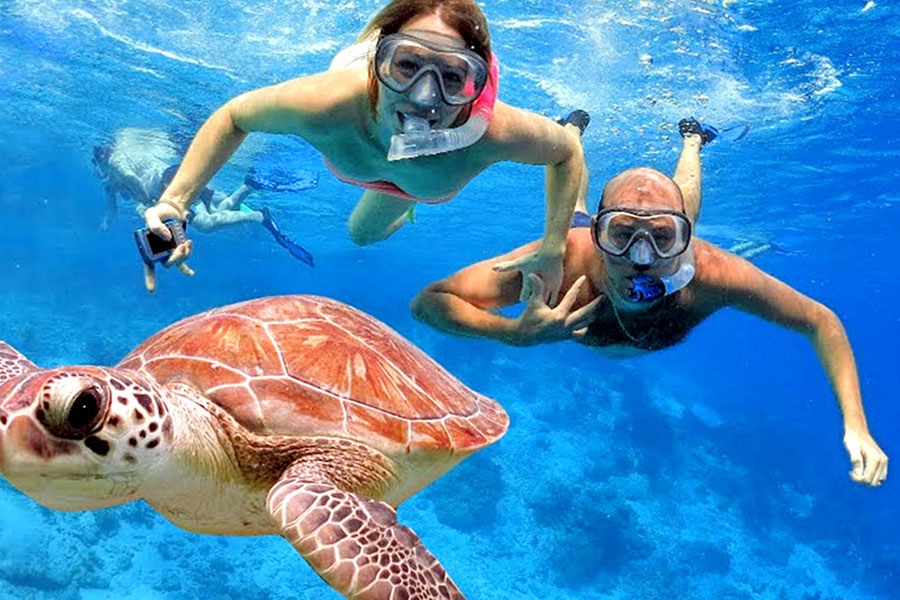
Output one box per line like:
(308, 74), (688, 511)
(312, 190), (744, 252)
(105, 127), (179, 205)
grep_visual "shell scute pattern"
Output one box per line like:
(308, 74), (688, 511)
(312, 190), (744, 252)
(118, 296), (507, 452)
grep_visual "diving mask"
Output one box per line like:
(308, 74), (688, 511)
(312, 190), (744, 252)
(374, 33), (489, 105)
(591, 208), (692, 260)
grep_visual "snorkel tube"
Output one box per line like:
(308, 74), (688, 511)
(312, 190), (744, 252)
(387, 54), (499, 161)
(626, 245), (696, 303)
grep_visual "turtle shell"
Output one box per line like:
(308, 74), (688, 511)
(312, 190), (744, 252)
(117, 296), (507, 455)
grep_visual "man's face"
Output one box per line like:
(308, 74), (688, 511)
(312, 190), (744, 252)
(597, 169), (688, 292)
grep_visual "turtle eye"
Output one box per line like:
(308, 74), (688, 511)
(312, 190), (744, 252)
(68, 389), (102, 431)
(38, 383), (108, 440)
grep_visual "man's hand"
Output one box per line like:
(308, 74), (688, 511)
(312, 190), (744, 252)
(493, 250), (564, 305)
(844, 428), (888, 487)
(512, 274), (601, 346)
(142, 202), (195, 293)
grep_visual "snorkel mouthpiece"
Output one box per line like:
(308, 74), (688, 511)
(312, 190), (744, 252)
(626, 245), (696, 303)
(627, 276), (666, 303)
(389, 114), (434, 160)
(388, 113), (490, 161)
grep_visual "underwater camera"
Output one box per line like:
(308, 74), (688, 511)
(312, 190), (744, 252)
(133, 219), (186, 265)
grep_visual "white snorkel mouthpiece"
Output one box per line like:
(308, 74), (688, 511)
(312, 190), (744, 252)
(388, 112), (491, 161)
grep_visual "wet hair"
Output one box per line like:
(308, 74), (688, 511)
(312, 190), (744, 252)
(360, 0), (492, 116)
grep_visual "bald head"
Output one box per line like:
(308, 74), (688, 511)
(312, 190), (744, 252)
(599, 167), (684, 213)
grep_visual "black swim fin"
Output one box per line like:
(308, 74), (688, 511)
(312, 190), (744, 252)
(556, 109), (591, 136)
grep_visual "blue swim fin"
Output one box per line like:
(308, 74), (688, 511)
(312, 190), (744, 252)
(260, 208), (314, 267)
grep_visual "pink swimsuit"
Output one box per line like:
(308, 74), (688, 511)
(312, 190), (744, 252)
(323, 157), (457, 204)
(324, 53), (500, 205)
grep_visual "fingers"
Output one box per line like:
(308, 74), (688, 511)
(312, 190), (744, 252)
(846, 433), (889, 487)
(519, 273), (532, 303)
(865, 447), (888, 487)
(566, 296), (603, 331)
(143, 263), (156, 294)
(164, 241), (193, 269)
(557, 276), (586, 314)
(862, 447), (881, 485)
(145, 207), (172, 240)
(848, 444), (865, 483)
(492, 256), (525, 273)
(547, 280), (560, 307)
(572, 326), (589, 339)
(178, 263), (195, 277)
(525, 274), (545, 307)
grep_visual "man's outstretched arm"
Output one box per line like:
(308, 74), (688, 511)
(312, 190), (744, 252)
(710, 251), (888, 487)
(411, 243), (534, 343)
(412, 239), (601, 346)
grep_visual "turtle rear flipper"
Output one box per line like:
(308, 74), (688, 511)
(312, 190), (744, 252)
(268, 464), (465, 600)
(0, 342), (38, 385)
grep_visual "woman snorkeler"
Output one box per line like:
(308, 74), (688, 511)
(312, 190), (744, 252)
(142, 0), (586, 297)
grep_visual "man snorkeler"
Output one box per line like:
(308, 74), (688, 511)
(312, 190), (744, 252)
(412, 119), (888, 488)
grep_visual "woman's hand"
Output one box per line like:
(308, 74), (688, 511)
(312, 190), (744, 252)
(142, 202), (195, 293)
(844, 428), (888, 487)
(511, 274), (601, 346)
(493, 249), (565, 304)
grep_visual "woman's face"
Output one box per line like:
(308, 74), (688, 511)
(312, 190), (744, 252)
(376, 13), (469, 132)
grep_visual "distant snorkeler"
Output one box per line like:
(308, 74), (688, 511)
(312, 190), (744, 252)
(142, 0), (587, 297)
(412, 118), (888, 488)
(92, 127), (316, 274)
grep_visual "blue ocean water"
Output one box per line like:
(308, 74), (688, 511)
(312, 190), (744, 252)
(1, 0), (898, 598)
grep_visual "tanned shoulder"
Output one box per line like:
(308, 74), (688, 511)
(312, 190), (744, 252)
(690, 239), (758, 308)
(231, 69), (369, 139)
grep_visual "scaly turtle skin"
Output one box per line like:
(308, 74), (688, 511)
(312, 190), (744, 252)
(0, 295), (508, 600)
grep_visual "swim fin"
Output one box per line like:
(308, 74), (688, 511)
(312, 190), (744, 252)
(679, 118), (749, 145)
(678, 118), (718, 145)
(260, 208), (314, 267)
(556, 109), (591, 136)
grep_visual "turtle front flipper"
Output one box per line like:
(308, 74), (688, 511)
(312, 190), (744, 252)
(267, 465), (465, 600)
(0, 342), (38, 385)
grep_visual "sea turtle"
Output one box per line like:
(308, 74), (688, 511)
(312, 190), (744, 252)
(0, 295), (508, 599)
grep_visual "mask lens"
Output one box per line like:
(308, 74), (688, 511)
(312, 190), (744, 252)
(389, 47), (425, 85)
(596, 213), (640, 254)
(375, 34), (487, 105)
(438, 58), (469, 96)
(648, 217), (677, 254)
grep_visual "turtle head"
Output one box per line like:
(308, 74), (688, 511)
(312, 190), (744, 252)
(0, 353), (174, 511)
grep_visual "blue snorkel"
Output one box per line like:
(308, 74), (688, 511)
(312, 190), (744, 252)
(626, 244), (696, 303)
